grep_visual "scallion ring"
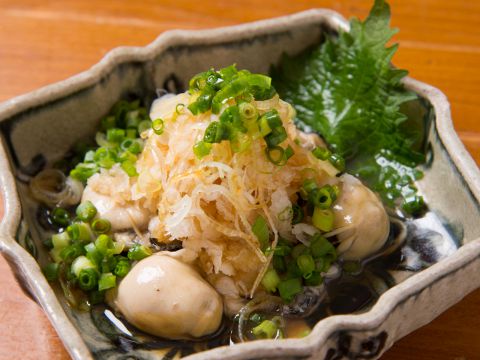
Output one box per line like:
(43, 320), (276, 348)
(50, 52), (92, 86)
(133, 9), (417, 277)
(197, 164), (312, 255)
(266, 146), (287, 166)
(152, 118), (165, 135)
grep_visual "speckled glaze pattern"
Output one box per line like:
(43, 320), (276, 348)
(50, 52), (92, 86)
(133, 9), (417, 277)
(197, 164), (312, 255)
(0, 9), (479, 360)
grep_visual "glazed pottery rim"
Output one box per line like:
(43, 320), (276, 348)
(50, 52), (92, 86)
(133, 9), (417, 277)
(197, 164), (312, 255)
(0, 8), (479, 360)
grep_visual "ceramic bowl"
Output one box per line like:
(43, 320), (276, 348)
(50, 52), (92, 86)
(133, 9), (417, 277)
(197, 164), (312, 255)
(1, 8), (479, 360)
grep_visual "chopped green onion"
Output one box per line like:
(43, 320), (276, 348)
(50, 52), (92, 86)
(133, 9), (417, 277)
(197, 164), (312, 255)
(262, 109), (282, 128)
(175, 103), (185, 114)
(70, 163), (99, 183)
(85, 242), (102, 267)
(259, 115), (272, 137)
(78, 268), (98, 291)
(188, 89), (215, 114)
(121, 139), (142, 154)
(310, 187), (333, 209)
(203, 121), (227, 143)
(67, 223), (92, 243)
(328, 153), (345, 171)
(249, 313), (264, 325)
(312, 208), (335, 232)
(71, 255), (96, 277)
(83, 150), (95, 163)
(296, 254), (315, 278)
(285, 145), (294, 159)
(109, 242), (125, 256)
(265, 146), (287, 166)
(60, 243), (86, 263)
(121, 160), (138, 177)
(138, 120), (151, 134)
(152, 118), (165, 135)
(95, 234), (113, 255)
(252, 320), (278, 339)
(106, 128), (125, 143)
(265, 126), (287, 148)
(126, 128), (137, 139)
(50, 207), (70, 227)
(91, 219), (111, 234)
(310, 234), (337, 261)
(76, 201), (97, 222)
(238, 102), (257, 122)
(43, 263), (60, 282)
(101, 256), (117, 273)
(52, 231), (71, 250)
(251, 216), (269, 250)
(114, 258), (131, 277)
(312, 147), (331, 160)
(261, 268), (280, 293)
(278, 278), (303, 303)
(302, 179), (318, 194)
(98, 273), (116, 291)
(93, 147), (116, 169)
(292, 204), (304, 225)
(127, 244), (152, 261)
(193, 141), (212, 159)
(230, 132), (251, 153)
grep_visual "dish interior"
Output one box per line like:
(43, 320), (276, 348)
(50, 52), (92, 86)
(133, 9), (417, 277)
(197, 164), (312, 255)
(1, 17), (479, 360)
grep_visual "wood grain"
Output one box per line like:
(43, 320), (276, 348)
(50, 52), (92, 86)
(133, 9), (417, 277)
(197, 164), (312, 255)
(0, 1), (478, 359)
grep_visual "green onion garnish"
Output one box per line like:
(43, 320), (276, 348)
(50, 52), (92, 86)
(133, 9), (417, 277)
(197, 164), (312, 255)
(261, 268), (280, 293)
(252, 320), (278, 339)
(106, 128), (125, 143)
(328, 153), (345, 171)
(60, 243), (85, 263)
(98, 273), (116, 291)
(193, 141), (212, 159)
(238, 102), (257, 122)
(310, 234), (337, 261)
(78, 268), (99, 291)
(312, 207), (335, 232)
(296, 254), (315, 278)
(51, 231), (70, 250)
(91, 219), (111, 234)
(310, 187), (333, 209)
(114, 258), (131, 277)
(50, 207), (70, 227)
(278, 278), (303, 303)
(251, 216), (269, 250)
(121, 160), (138, 177)
(265, 146), (287, 166)
(71, 255), (96, 277)
(264, 126), (287, 148)
(152, 118), (165, 135)
(127, 244), (152, 261)
(175, 103), (185, 114)
(312, 147), (331, 161)
(203, 121), (227, 143)
(67, 223), (92, 243)
(95, 234), (113, 255)
(76, 201), (97, 222)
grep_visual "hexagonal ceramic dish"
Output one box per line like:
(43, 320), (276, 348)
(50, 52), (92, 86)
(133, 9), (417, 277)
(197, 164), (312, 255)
(0, 8), (479, 360)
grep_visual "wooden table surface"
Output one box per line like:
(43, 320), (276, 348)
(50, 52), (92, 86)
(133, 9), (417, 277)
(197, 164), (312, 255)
(0, 1), (479, 359)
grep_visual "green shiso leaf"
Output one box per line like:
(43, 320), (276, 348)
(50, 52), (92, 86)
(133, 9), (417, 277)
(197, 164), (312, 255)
(271, 0), (426, 214)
